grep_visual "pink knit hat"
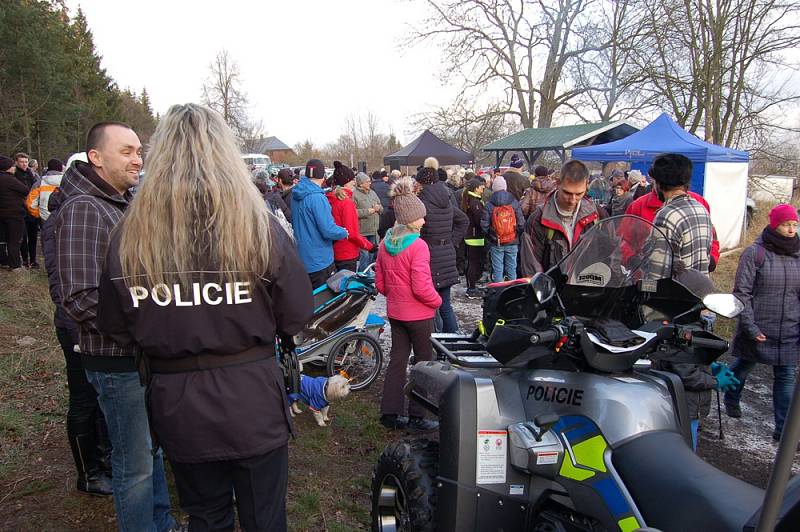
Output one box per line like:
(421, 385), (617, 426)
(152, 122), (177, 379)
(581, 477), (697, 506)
(769, 204), (799, 229)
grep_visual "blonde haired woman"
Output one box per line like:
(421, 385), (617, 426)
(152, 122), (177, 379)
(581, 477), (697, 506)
(98, 103), (313, 531)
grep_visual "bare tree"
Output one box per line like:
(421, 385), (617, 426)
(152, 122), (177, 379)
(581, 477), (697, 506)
(201, 49), (253, 141)
(411, 97), (516, 165)
(564, 0), (650, 122)
(326, 112), (393, 170)
(239, 119), (267, 153)
(415, 0), (612, 129)
(635, 0), (800, 147)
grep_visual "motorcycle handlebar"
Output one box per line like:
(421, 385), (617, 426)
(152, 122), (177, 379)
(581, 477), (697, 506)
(690, 336), (728, 351)
(530, 328), (559, 345)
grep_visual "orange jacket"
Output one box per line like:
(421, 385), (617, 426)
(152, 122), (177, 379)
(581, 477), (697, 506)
(25, 172), (62, 220)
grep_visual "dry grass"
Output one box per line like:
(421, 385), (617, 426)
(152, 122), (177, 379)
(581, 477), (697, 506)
(0, 268), (390, 531)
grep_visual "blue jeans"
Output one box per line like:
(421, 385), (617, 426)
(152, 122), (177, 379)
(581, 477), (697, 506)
(85, 370), (175, 532)
(358, 234), (378, 272)
(435, 286), (459, 333)
(724, 359), (797, 434)
(489, 244), (518, 283)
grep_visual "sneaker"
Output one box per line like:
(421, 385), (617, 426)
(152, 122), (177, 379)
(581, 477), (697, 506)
(465, 288), (482, 299)
(380, 414), (408, 430)
(30, 262), (40, 269)
(725, 402), (742, 418)
(406, 416), (439, 433)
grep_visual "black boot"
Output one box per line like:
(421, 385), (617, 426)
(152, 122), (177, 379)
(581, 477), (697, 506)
(94, 413), (113, 478)
(69, 434), (113, 496)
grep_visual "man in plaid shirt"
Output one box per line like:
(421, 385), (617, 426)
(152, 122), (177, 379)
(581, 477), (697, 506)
(54, 122), (178, 531)
(648, 153), (720, 451)
(649, 154), (713, 277)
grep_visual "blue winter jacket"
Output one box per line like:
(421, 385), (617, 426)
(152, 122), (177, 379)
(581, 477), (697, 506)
(291, 178), (348, 273)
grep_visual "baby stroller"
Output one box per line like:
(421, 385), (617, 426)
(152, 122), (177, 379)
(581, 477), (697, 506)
(292, 267), (385, 390)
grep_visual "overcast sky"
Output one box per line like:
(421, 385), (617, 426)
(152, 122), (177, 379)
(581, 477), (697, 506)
(65, 0), (461, 148)
(66, 0), (800, 149)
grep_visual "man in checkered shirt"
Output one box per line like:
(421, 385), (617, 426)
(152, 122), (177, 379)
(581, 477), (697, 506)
(648, 154), (713, 277)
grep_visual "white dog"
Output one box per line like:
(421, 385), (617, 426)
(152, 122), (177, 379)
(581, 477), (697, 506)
(289, 373), (351, 426)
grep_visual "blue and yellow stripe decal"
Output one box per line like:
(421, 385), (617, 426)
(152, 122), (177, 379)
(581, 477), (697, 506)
(553, 416), (642, 532)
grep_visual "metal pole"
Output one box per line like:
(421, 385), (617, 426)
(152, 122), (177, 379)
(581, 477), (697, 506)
(756, 378), (800, 531)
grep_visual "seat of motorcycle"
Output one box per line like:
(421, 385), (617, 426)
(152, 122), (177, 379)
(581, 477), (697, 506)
(612, 431), (763, 531)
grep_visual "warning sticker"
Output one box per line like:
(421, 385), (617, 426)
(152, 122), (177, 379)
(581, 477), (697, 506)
(536, 451), (559, 465)
(477, 430), (507, 484)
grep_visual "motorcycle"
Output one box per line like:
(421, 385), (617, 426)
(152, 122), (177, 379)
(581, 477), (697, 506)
(370, 215), (800, 532)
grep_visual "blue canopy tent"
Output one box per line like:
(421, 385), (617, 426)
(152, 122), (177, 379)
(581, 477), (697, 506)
(572, 113), (750, 248)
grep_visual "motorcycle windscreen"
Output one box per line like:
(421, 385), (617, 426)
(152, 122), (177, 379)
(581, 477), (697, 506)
(548, 215), (673, 327)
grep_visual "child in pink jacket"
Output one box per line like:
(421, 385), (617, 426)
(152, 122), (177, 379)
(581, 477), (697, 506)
(375, 177), (442, 432)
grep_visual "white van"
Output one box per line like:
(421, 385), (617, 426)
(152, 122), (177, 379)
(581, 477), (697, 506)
(242, 153), (272, 173)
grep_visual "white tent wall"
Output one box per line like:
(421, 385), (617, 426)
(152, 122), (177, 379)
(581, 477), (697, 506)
(703, 162), (749, 250)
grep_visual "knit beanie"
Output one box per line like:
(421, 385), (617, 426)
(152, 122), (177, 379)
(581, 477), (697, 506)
(332, 161), (355, 187)
(769, 203), (799, 229)
(492, 175), (507, 192)
(0, 156), (14, 172)
(510, 154), (524, 169)
(416, 156), (440, 186)
(305, 159), (326, 181)
(390, 177), (426, 224)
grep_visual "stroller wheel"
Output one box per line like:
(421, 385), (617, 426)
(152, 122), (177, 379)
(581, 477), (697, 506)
(326, 333), (383, 391)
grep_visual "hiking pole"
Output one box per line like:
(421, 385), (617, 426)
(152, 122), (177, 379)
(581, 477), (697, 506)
(715, 389), (724, 440)
(756, 374), (800, 531)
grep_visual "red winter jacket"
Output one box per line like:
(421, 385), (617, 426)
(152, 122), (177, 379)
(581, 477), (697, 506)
(625, 191), (721, 269)
(375, 233), (442, 321)
(327, 188), (373, 261)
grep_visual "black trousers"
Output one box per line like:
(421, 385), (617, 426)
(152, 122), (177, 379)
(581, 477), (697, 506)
(335, 259), (357, 273)
(465, 245), (485, 289)
(381, 318), (433, 418)
(170, 445), (289, 532)
(57, 328), (107, 438)
(0, 216), (25, 268)
(20, 218), (39, 265)
(308, 263), (335, 290)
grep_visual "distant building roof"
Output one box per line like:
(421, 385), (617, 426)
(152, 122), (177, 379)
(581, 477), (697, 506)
(252, 136), (293, 153)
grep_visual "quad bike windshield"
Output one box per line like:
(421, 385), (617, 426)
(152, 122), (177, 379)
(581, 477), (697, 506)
(547, 215), (675, 327)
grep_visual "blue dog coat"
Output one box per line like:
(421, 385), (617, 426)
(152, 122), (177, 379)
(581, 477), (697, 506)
(289, 374), (328, 412)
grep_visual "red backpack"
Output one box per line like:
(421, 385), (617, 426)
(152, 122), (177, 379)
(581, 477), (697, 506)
(492, 204), (517, 245)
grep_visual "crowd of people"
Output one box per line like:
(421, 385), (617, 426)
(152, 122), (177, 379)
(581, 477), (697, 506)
(0, 102), (797, 530)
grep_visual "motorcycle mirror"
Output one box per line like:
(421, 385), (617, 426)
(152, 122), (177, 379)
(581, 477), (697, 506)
(702, 294), (744, 318)
(530, 273), (556, 304)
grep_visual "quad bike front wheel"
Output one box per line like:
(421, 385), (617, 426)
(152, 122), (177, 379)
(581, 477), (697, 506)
(371, 439), (438, 532)
(327, 333), (383, 391)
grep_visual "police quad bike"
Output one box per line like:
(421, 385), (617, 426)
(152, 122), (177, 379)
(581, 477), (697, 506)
(370, 215), (800, 532)
(292, 266), (385, 390)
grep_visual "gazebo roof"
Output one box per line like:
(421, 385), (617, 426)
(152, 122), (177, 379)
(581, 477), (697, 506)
(483, 121), (638, 152)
